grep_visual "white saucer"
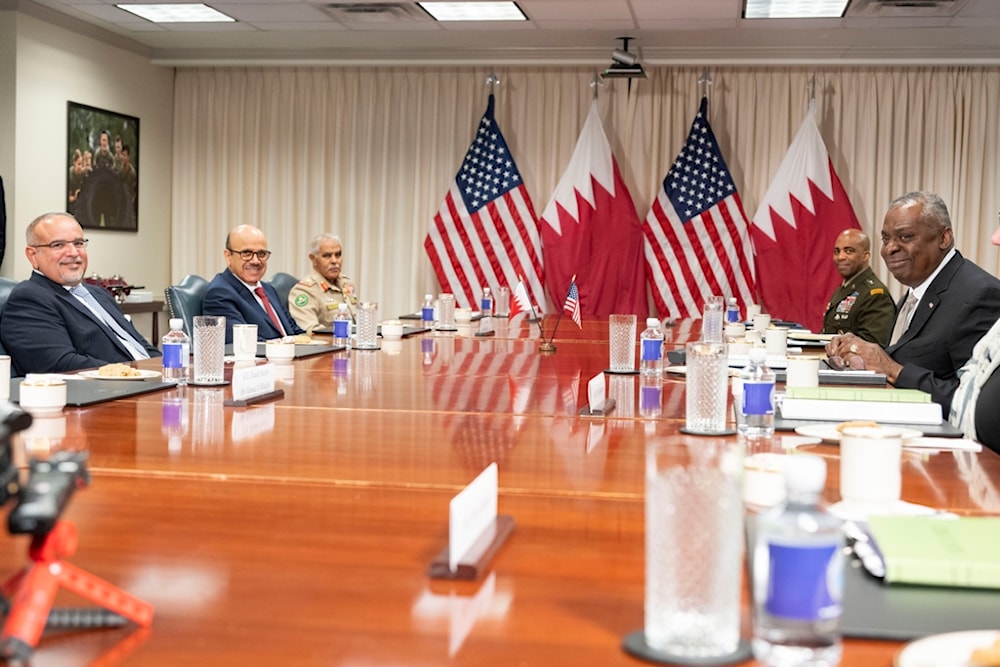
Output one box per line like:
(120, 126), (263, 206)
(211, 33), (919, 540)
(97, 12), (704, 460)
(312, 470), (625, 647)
(828, 499), (942, 522)
(895, 630), (1000, 667)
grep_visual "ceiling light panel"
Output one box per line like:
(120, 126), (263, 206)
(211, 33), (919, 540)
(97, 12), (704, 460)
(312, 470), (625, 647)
(744, 0), (849, 19)
(418, 2), (527, 21)
(116, 3), (236, 23)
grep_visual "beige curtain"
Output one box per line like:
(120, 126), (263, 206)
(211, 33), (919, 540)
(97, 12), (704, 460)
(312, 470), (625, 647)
(173, 66), (1000, 319)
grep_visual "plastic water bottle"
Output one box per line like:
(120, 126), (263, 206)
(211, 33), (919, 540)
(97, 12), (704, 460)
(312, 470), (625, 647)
(752, 455), (844, 667)
(421, 294), (435, 327)
(480, 287), (493, 316)
(739, 347), (775, 438)
(161, 318), (189, 385)
(640, 317), (664, 377)
(726, 297), (741, 323)
(333, 303), (351, 347)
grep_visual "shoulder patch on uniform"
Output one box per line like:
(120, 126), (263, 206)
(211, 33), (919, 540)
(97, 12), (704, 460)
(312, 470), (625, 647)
(297, 278), (317, 287)
(869, 288), (884, 295)
(293, 293), (309, 307)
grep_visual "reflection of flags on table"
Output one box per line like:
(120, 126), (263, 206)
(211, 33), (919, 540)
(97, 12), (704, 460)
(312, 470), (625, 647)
(750, 100), (860, 332)
(562, 281), (582, 328)
(643, 96), (756, 321)
(425, 94), (546, 311)
(540, 101), (646, 318)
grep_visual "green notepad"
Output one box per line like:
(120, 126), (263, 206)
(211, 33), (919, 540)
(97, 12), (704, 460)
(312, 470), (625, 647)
(785, 386), (931, 403)
(867, 516), (1000, 589)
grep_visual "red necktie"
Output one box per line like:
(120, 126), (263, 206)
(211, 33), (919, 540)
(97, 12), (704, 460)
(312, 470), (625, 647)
(254, 286), (285, 335)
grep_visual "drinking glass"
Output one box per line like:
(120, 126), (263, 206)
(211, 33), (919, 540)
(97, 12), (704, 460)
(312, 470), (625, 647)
(684, 341), (729, 433)
(702, 296), (724, 343)
(437, 293), (457, 331)
(608, 314), (637, 372)
(643, 436), (745, 658)
(494, 286), (511, 317)
(232, 324), (258, 361)
(355, 302), (379, 349)
(193, 315), (225, 384)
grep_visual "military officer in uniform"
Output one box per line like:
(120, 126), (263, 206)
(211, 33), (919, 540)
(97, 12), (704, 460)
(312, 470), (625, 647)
(288, 232), (358, 333)
(821, 228), (895, 344)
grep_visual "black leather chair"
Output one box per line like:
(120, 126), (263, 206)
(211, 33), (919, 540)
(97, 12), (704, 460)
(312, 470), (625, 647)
(269, 272), (298, 310)
(0, 276), (19, 356)
(164, 274), (209, 337)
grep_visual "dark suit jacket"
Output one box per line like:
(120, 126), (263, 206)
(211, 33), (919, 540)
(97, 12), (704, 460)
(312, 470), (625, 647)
(202, 270), (304, 343)
(889, 251), (1000, 412)
(0, 272), (161, 375)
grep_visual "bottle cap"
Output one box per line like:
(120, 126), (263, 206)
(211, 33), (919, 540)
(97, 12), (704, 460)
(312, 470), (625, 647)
(425, 294), (433, 301)
(748, 347), (767, 363)
(338, 303), (348, 311)
(783, 455), (826, 494)
(646, 317), (659, 328)
(169, 318), (184, 330)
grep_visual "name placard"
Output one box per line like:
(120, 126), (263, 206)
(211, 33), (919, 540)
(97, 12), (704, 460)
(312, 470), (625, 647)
(587, 373), (605, 412)
(449, 463), (498, 572)
(232, 363), (276, 402)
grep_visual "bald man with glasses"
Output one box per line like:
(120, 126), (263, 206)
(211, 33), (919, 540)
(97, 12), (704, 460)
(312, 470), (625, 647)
(0, 211), (160, 374)
(202, 224), (305, 343)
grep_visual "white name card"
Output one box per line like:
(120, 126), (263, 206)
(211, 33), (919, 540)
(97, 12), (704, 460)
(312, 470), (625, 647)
(449, 463), (498, 572)
(587, 372), (605, 412)
(231, 363), (276, 401)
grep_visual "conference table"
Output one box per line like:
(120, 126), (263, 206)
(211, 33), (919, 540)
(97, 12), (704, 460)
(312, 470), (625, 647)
(0, 317), (996, 666)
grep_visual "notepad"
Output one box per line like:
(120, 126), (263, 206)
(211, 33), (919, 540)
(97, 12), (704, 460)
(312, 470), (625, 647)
(785, 387), (931, 403)
(867, 516), (1000, 590)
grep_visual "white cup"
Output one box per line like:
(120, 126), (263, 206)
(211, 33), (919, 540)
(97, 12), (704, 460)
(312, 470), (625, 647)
(745, 303), (762, 320)
(728, 341), (750, 357)
(765, 327), (788, 357)
(232, 324), (258, 361)
(840, 426), (903, 507)
(265, 340), (295, 364)
(455, 308), (473, 324)
(724, 322), (746, 342)
(752, 313), (771, 332)
(19, 375), (68, 416)
(743, 453), (787, 509)
(785, 357), (820, 388)
(380, 320), (404, 340)
(0, 355), (10, 402)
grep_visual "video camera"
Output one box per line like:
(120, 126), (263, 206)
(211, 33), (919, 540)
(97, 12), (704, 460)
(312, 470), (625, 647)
(0, 402), (89, 537)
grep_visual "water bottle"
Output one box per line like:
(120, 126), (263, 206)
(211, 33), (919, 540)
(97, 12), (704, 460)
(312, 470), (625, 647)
(161, 318), (189, 385)
(333, 303), (351, 347)
(752, 455), (844, 667)
(639, 317), (664, 377)
(739, 347), (775, 438)
(480, 287), (493, 316)
(726, 297), (741, 323)
(421, 293), (435, 327)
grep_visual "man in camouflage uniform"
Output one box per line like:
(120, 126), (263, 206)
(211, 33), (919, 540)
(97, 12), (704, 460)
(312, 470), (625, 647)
(288, 233), (357, 333)
(821, 228), (895, 344)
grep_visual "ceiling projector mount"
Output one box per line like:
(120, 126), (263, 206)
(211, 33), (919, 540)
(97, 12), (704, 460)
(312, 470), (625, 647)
(601, 36), (646, 80)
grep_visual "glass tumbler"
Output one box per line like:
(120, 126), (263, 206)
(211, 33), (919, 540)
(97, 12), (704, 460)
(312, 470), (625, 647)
(193, 315), (225, 384)
(355, 302), (379, 349)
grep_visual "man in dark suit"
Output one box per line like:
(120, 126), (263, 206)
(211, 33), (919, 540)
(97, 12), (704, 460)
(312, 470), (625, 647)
(0, 212), (161, 375)
(202, 224), (304, 343)
(827, 192), (1000, 412)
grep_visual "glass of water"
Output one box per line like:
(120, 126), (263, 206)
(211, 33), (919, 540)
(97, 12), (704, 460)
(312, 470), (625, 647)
(643, 436), (745, 659)
(702, 296), (724, 343)
(684, 341), (729, 433)
(437, 293), (457, 331)
(192, 315), (225, 384)
(355, 302), (379, 349)
(608, 314), (637, 372)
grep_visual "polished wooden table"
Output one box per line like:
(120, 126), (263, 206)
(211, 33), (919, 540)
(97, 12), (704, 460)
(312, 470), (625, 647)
(1, 317), (996, 666)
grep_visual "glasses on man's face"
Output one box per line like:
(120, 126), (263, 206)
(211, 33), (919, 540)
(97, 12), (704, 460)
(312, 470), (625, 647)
(31, 239), (88, 252)
(227, 247), (272, 261)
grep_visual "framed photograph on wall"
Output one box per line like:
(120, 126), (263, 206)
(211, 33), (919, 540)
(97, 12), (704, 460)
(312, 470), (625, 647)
(66, 101), (140, 232)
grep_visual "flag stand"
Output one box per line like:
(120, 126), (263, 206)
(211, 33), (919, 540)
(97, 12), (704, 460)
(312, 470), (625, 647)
(538, 341), (556, 353)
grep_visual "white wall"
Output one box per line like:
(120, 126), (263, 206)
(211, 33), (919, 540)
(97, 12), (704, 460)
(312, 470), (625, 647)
(7, 12), (173, 305)
(0, 12), (16, 270)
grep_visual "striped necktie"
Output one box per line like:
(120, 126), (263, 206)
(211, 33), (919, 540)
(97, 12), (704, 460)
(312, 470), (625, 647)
(255, 286), (286, 335)
(70, 284), (150, 360)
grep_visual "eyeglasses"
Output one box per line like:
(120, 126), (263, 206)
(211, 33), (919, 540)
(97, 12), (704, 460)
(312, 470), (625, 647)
(31, 239), (89, 252)
(227, 247), (272, 261)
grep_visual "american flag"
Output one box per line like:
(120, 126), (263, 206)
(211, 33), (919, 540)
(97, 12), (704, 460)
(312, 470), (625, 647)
(562, 281), (581, 328)
(425, 94), (546, 311)
(643, 96), (756, 320)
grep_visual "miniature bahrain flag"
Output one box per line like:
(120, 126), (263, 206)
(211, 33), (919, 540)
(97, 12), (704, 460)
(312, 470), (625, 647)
(750, 100), (861, 332)
(540, 101), (647, 318)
